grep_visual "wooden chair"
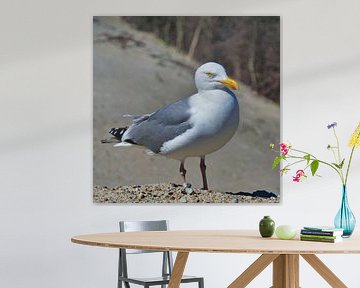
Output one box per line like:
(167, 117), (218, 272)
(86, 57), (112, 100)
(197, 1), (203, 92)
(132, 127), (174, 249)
(118, 220), (204, 288)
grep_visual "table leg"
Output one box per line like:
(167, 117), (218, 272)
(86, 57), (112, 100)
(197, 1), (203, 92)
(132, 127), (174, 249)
(168, 252), (189, 288)
(228, 254), (279, 288)
(288, 255), (299, 287)
(301, 254), (347, 288)
(272, 254), (299, 288)
(229, 253), (347, 288)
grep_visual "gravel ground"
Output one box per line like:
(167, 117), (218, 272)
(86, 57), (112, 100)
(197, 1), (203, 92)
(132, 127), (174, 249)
(94, 183), (279, 204)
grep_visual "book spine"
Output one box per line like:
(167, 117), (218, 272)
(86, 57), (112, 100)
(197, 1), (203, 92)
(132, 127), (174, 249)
(300, 237), (337, 243)
(300, 234), (337, 240)
(301, 230), (336, 236)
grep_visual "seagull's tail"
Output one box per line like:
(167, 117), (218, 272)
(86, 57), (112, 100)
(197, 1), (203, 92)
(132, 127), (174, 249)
(101, 127), (127, 144)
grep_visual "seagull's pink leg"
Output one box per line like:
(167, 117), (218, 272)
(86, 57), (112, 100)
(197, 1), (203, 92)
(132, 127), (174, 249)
(200, 156), (208, 190)
(179, 161), (187, 187)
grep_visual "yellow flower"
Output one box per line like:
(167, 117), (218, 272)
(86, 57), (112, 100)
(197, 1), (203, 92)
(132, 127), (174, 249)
(349, 122), (360, 148)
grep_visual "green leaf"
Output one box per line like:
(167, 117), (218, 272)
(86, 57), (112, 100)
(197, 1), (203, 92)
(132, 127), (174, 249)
(332, 159), (345, 169)
(310, 160), (319, 176)
(304, 154), (311, 164)
(272, 156), (283, 169)
(332, 163), (341, 169)
(339, 158), (345, 169)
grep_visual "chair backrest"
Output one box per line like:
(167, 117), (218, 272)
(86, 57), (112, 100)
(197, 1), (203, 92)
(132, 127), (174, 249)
(119, 220), (169, 254)
(120, 220), (168, 232)
(118, 220), (174, 283)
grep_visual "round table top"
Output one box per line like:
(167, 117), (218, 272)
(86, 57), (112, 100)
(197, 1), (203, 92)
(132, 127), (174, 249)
(71, 230), (360, 254)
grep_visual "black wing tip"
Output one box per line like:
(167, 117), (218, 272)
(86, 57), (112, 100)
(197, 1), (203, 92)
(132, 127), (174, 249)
(109, 127), (127, 140)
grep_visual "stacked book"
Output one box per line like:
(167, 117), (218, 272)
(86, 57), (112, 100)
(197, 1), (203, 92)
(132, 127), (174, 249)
(300, 226), (344, 243)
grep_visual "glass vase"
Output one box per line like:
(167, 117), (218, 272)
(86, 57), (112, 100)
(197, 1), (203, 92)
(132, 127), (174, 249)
(334, 185), (356, 237)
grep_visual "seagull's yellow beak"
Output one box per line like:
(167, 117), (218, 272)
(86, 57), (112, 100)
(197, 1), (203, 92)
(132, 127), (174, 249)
(219, 77), (238, 90)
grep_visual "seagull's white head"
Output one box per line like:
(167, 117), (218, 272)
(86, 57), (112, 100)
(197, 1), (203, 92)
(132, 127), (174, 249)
(195, 62), (238, 92)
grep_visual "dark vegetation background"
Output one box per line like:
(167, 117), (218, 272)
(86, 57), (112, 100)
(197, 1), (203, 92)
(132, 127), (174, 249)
(123, 16), (280, 103)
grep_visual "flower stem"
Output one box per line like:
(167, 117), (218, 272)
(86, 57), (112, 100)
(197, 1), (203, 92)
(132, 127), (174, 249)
(345, 145), (356, 185)
(284, 159), (306, 169)
(330, 148), (338, 164)
(289, 148), (344, 182)
(286, 155), (344, 183)
(333, 128), (342, 163)
(345, 129), (360, 185)
(332, 128), (345, 181)
(291, 149), (317, 160)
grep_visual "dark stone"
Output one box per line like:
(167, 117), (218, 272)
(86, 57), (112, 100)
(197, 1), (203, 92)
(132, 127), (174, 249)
(226, 190), (278, 199)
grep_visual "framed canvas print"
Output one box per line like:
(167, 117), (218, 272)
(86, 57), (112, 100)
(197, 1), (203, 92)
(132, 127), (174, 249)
(93, 16), (280, 203)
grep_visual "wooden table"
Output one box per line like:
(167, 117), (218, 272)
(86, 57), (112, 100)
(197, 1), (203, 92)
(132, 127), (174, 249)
(71, 230), (360, 288)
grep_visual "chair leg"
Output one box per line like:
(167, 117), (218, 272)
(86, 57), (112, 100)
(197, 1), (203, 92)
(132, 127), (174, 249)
(161, 252), (168, 288)
(199, 278), (204, 288)
(118, 249), (123, 288)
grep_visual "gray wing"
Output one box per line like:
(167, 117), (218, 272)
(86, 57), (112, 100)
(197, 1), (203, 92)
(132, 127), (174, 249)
(123, 98), (193, 153)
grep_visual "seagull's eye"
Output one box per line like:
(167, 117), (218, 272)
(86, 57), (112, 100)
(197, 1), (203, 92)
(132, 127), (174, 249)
(205, 72), (215, 79)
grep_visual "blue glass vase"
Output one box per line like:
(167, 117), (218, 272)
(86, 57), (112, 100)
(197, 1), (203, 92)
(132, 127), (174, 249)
(334, 185), (356, 237)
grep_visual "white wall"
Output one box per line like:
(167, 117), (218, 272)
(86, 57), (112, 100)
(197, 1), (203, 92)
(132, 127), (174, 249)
(1, 0), (360, 287)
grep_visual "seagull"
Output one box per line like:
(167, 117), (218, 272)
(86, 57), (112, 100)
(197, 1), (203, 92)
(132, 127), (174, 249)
(101, 62), (239, 190)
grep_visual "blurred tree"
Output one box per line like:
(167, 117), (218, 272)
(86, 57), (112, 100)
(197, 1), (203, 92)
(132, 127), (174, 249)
(122, 16), (280, 103)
